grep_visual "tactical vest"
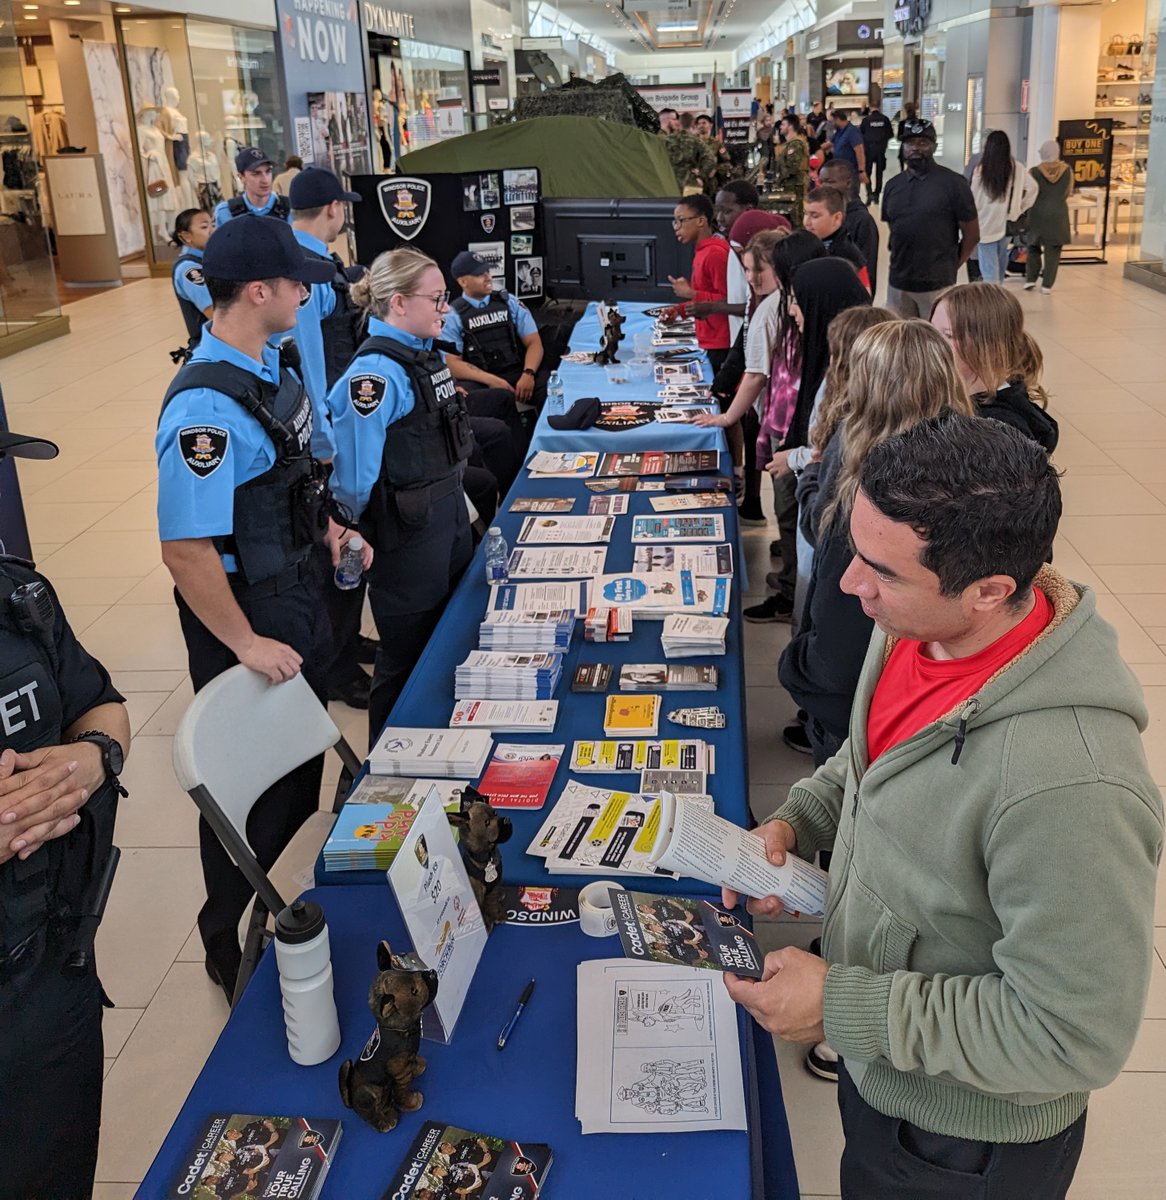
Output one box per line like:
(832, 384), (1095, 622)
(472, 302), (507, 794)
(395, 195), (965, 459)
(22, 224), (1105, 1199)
(453, 292), (523, 373)
(162, 351), (326, 586)
(301, 246), (366, 388)
(172, 252), (209, 343)
(227, 193), (290, 222)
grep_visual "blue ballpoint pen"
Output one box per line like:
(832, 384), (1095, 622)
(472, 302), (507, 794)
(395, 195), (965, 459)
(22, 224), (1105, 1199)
(497, 978), (536, 1050)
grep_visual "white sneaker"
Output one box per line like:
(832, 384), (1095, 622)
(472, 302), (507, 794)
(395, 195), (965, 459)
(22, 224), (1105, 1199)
(1023, 282), (1036, 290)
(1041, 287), (1053, 295)
(805, 1040), (840, 1082)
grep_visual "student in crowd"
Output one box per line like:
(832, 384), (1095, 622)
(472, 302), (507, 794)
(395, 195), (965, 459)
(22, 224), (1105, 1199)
(882, 118), (979, 317)
(970, 130), (1038, 283)
(273, 154), (303, 195)
(213, 147), (292, 226)
(802, 186), (871, 292)
(725, 411), (1162, 1198)
(827, 109), (867, 198)
(170, 208), (215, 348)
(818, 160), (880, 297)
(859, 103), (892, 202)
(1025, 140), (1074, 294)
(327, 248), (475, 740)
(666, 193), (732, 374)
(931, 282), (1059, 452)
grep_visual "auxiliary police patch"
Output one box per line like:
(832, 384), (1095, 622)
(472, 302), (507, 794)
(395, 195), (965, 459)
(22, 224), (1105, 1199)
(178, 425), (228, 476)
(184, 266), (205, 286)
(350, 372), (387, 417)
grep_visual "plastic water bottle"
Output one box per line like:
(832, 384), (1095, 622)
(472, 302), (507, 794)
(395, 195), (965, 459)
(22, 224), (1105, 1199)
(547, 371), (565, 414)
(274, 899), (341, 1066)
(484, 526), (510, 584)
(334, 536), (365, 590)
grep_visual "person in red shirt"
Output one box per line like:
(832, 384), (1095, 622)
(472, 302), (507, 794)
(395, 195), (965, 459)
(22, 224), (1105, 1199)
(665, 194), (731, 373)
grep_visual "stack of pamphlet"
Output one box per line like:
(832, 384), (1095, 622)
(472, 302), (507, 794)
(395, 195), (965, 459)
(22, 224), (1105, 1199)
(661, 614), (729, 657)
(478, 608), (575, 652)
(368, 727), (493, 778)
(584, 606), (632, 642)
(603, 693), (661, 736)
(587, 572), (731, 618)
(449, 698), (559, 732)
(618, 663), (719, 690)
(570, 738), (714, 775)
(454, 651), (564, 699)
(516, 515), (616, 544)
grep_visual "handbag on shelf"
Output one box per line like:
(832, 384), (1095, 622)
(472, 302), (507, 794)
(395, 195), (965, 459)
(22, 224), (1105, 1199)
(1107, 34), (1128, 56)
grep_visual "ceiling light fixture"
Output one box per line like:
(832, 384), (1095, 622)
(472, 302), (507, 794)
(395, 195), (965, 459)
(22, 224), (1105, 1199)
(657, 20), (700, 32)
(64, 1), (81, 6)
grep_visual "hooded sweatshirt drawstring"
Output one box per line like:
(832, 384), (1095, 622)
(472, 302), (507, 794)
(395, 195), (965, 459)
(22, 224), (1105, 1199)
(951, 699), (981, 765)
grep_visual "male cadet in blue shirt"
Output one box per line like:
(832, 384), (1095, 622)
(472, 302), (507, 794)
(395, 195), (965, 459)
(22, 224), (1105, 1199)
(156, 214), (371, 1001)
(442, 249), (547, 411)
(213, 146), (292, 227)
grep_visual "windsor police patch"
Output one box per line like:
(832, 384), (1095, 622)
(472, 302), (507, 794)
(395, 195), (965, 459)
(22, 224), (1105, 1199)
(179, 425), (228, 476)
(183, 266), (205, 287)
(350, 373), (387, 416)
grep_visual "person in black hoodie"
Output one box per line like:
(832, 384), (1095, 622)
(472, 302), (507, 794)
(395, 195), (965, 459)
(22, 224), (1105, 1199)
(818, 160), (880, 297)
(802, 186), (871, 293)
(929, 282), (1059, 453)
(778, 320), (977, 764)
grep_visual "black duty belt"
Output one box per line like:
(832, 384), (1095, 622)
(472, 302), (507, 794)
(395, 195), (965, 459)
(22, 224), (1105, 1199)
(227, 557), (314, 602)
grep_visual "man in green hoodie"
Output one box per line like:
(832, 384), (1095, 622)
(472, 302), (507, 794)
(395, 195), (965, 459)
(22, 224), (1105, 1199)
(726, 412), (1163, 1195)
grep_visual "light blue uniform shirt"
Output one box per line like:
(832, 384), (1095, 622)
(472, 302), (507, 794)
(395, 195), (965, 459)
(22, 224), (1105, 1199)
(439, 290), (537, 353)
(156, 326), (286, 570)
(212, 192), (291, 227)
(326, 317), (426, 521)
(171, 246), (211, 315)
(291, 227), (337, 461)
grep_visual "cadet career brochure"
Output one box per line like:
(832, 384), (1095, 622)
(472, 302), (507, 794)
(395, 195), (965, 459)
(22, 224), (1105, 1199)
(167, 1114), (342, 1200)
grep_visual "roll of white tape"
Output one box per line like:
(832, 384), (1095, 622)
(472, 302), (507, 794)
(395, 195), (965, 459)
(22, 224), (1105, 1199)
(579, 880), (623, 937)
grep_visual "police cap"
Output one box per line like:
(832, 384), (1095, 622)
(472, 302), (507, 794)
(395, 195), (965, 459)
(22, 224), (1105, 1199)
(234, 146), (275, 175)
(202, 215), (335, 285)
(288, 165), (361, 209)
(0, 432), (58, 460)
(451, 250), (491, 278)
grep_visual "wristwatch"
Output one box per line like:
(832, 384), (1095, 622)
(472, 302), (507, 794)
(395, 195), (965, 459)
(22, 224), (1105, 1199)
(521, 368), (536, 378)
(70, 731), (128, 798)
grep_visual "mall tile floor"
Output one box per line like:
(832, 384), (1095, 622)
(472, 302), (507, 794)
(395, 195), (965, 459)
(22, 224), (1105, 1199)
(3, 252), (1166, 1199)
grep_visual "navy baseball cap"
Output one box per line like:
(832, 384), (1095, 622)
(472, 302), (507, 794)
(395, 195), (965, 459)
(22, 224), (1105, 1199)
(234, 146), (275, 175)
(202, 214), (335, 284)
(288, 166), (361, 209)
(0, 431), (58, 460)
(451, 250), (491, 277)
(900, 118), (937, 143)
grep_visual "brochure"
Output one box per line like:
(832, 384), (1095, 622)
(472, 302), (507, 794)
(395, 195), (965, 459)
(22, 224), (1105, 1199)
(570, 738), (714, 774)
(448, 699), (559, 732)
(507, 546), (608, 579)
(588, 494), (630, 515)
(571, 662), (613, 692)
(632, 544), (734, 578)
(509, 496), (576, 513)
(516, 515), (616, 544)
(648, 493), (733, 512)
(368, 728), (493, 778)
(487, 581), (588, 613)
(477, 743), (563, 809)
(631, 515), (726, 543)
(603, 693), (661, 737)
(588, 572), (731, 618)
(617, 664), (718, 691)
(526, 450), (599, 477)
(596, 451), (720, 478)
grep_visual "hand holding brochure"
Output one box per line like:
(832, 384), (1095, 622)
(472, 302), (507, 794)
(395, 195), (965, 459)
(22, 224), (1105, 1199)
(650, 792), (829, 917)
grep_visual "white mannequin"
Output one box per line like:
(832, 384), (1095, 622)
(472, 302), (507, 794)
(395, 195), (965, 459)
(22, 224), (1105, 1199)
(137, 106), (177, 241)
(158, 85), (192, 207)
(187, 129), (224, 210)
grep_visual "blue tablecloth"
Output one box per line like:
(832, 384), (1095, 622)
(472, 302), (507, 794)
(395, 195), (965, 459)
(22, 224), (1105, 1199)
(316, 450), (748, 895)
(137, 885), (800, 1200)
(530, 302), (724, 455)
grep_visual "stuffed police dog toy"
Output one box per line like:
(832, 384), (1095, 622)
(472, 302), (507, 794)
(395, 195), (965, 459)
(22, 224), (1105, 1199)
(448, 786), (512, 932)
(338, 941), (439, 1132)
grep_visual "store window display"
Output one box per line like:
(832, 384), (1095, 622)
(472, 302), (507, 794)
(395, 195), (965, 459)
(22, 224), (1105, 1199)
(137, 106), (178, 244)
(188, 130), (224, 212)
(159, 86), (192, 208)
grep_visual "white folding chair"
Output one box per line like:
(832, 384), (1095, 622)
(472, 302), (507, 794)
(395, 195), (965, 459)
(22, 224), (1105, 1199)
(172, 664), (362, 1007)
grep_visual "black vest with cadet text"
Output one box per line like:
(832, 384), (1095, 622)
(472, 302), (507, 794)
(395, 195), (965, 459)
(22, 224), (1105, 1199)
(301, 246), (364, 388)
(173, 252), (209, 342)
(161, 355), (320, 586)
(453, 292), (523, 373)
(354, 335), (473, 490)
(226, 193), (291, 222)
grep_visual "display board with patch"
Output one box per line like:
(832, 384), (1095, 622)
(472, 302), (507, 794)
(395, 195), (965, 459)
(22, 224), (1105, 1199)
(349, 373), (387, 416)
(178, 425), (228, 476)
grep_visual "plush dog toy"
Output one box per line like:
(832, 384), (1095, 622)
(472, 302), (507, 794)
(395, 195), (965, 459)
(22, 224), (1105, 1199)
(338, 941), (439, 1132)
(448, 786), (512, 932)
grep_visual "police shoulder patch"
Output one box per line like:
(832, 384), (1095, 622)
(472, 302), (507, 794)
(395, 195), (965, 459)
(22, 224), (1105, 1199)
(184, 266), (205, 287)
(178, 425), (229, 477)
(350, 372), (387, 417)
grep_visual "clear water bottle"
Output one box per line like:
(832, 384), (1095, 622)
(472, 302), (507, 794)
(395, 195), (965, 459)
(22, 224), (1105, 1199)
(275, 899), (341, 1066)
(547, 371), (565, 414)
(484, 526), (510, 584)
(334, 536), (365, 590)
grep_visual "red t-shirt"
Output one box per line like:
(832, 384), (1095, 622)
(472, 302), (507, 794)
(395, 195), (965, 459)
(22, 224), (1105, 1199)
(684, 236), (731, 350)
(866, 589), (1054, 762)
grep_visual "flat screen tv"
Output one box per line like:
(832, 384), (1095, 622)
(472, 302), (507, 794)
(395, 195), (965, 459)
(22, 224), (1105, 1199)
(542, 197), (693, 303)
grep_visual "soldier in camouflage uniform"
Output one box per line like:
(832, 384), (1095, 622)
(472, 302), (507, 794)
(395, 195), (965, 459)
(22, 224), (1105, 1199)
(772, 113), (810, 225)
(664, 129), (719, 195)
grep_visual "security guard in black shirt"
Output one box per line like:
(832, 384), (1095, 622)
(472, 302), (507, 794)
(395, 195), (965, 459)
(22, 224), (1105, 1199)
(156, 215), (371, 999)
(0, 430), (131, 1200)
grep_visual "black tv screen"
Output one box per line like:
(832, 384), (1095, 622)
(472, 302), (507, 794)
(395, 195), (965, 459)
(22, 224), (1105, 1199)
(542, 198), (693, 303)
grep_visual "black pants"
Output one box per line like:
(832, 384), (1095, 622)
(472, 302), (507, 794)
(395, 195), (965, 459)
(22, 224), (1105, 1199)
(1, 934), (104, 1199)
(865, 149), (887, 199)
(324, 572), (368, 691)
(463, 384), (529, 455)
(496, 361), (549, 410)
(837, 1062), (1087, 1199)
(771, 470), (798, 604)
(741, 408), (762, 512)
(366, 482), (472, 740)
(469, 414), (521, 498)
(807, 715), (845, 767)
(175, 575), (329, 986)
(706, 347), (730, 376)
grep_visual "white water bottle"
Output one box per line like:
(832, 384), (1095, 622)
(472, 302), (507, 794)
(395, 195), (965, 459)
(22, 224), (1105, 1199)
(334, 536), (365, 590)
(484, 526), (509, 584)
(274, 899), (341, 1066)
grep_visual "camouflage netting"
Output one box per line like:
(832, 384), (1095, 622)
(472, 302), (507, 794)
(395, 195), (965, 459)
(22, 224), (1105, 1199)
(504, 74), (661, 133)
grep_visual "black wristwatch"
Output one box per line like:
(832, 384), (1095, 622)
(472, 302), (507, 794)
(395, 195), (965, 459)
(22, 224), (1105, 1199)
(521, 367), (536, 378)
(71, 731), (128, 798)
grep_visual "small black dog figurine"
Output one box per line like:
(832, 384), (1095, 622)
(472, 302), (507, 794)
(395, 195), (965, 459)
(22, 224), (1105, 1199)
(338, 941), (439, 1132)
(448, 786), (512, 932)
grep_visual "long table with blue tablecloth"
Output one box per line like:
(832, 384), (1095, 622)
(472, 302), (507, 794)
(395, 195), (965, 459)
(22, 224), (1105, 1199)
(138, 885), (800, 1199)
(530, 302), (723, 454)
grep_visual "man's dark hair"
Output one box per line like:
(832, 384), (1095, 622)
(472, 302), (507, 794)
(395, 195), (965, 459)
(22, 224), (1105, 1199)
(833, 109), (851, 123)
(291, 205), (327, 221)
(677, 193), (715, 224)
(819, 158), (855, 186)
(718, 179), (759, 207)
(285, 155), (303, 169)
(206, 276), (248, 308)
(860, 412), (1062, 605)
(782, 112), (803, 134)
(659, 107), (678, 119)
(806, 185), (846, 215)
(678, 111), (695, 130)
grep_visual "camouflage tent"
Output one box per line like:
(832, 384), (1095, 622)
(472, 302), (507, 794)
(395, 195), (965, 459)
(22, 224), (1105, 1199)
(396, 116), (678, 198)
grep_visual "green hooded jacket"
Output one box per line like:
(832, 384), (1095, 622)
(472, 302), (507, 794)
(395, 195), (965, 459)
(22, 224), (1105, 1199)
(774, 565), (1164, 1143)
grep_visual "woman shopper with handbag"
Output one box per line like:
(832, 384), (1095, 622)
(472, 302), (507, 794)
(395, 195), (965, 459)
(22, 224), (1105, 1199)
(970, 131), (1038, 283)
(1024, 140), (1074, 294)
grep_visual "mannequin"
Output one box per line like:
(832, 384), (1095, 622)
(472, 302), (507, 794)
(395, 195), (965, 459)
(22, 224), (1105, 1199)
(387, 61), (403, 162)
(158, 85), (193, 207)
(372, 87), (391, 173)
(137, 106), (177, 242)
(186, 129), (224, 211)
